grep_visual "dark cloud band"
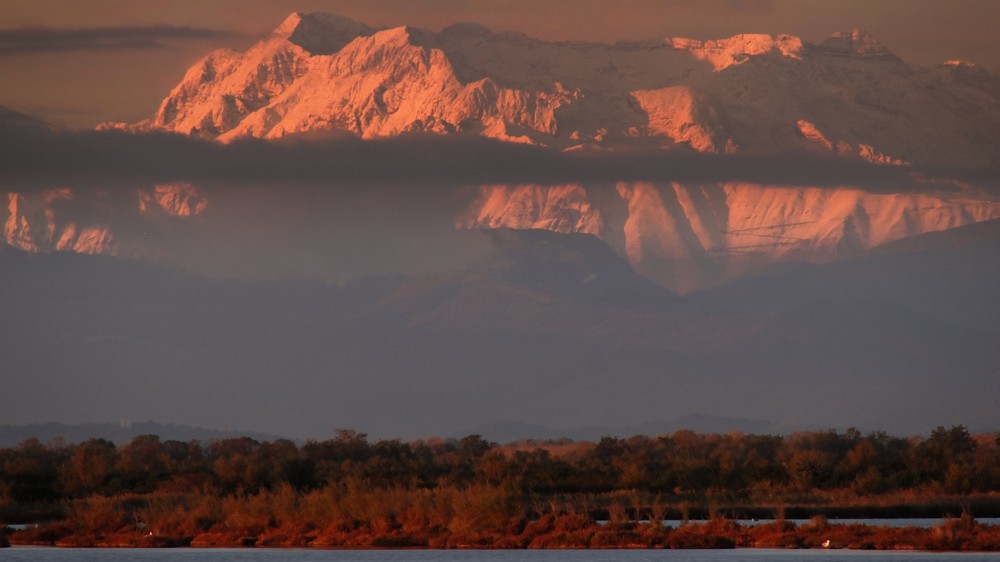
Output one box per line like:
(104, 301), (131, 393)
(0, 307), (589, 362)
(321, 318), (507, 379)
(0, 109), (994, 192)
(0, 25), (235, 54)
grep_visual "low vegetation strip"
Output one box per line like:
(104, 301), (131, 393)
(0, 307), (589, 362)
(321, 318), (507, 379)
(7, 510), (1000, 550)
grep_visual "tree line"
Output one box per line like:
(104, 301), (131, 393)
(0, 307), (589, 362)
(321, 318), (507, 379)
(2, 426), (995, 506)
(1, 425), (998, 549)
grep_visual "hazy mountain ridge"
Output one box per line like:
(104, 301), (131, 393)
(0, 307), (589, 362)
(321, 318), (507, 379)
(691, 218), (1000, 335)
(2, 220), (997, 438)
(0, 421), (286, 448)
(455, 413), (823, 443)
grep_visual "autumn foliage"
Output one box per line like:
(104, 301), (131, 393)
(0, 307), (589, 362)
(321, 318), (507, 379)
(1, 426), (998, 550)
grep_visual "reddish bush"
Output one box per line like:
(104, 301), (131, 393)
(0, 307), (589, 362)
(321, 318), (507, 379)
(664, 523), (737, 549)
(589, 524), (646, 548)
(190, 531), (257, 547)
(749, 520), (803, 548)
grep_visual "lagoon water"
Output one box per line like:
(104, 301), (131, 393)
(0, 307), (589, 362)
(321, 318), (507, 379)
(664, 519), (1000, 529)
(5, 548), (1000, 562)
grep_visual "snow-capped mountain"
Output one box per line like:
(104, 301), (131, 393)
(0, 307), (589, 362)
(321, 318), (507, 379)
(113, 12), (1000, 165)
(5, 12), (1000, 291)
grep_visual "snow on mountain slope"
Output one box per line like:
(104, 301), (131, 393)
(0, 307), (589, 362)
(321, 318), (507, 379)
(664, 33), (804, 71)
(111, 13), (1000, 165)
(138, 183), (209, 218)
(630, 87), (734, 152)
(462, 182), (999, 291)
(457, 184), (603, 236)
(129, 13), (371, 140)
(7, 12), (998, 291)
(112, 13), (576, 145)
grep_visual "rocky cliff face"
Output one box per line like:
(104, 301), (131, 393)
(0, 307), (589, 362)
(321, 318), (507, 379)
(5, 191), (116, 255)
(4, 183), (207, 256)
(7, 12), (999, 291)
(460, 181), (999, 291)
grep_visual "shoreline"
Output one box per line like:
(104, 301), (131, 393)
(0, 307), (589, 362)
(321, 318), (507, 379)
(8, 516), (999, 552)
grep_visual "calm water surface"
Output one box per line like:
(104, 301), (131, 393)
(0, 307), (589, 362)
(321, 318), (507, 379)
(664, 519), (1000, 529)
(5, 548), (1000, 562)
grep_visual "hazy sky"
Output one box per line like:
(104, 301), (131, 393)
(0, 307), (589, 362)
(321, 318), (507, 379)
(1, 0), (998, 127)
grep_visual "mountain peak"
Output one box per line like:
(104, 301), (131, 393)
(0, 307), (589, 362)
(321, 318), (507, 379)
(383, 24), (437, 47)
(275, 11), (305, 34)
(277, 11), (376, 55)
(815, 29), (897, 59)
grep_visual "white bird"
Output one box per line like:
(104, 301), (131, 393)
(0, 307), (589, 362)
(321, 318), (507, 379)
(822, 539), (831, 548)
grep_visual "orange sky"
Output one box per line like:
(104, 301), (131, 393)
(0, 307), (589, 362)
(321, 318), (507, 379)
(1, 0), (998, 127)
